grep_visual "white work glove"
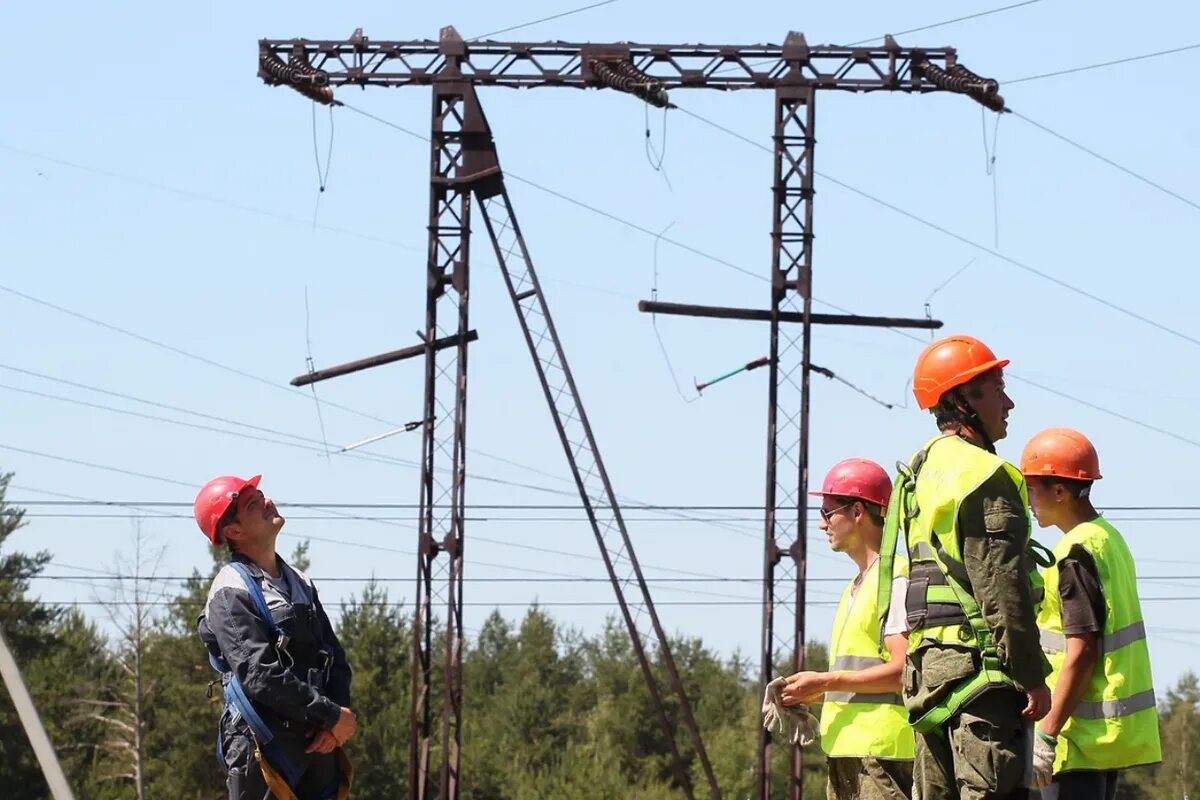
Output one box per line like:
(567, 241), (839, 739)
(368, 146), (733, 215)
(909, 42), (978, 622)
(761, 676), (819, 746)
(1031, 730), (1057, 789)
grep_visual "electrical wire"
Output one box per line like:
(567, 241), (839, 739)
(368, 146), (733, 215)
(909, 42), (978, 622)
(339, 102), (766, 283)
(672, 104), (1200, 350)
(0, 290), (765, 538)
(1005, 43), (1200, 85)
(1, 477), (776, 598)
(469, 0), (618, 40)
(0, 598), (837, 608)
(30, 573), (1200, 584)
(0, 144), (418, 252)
(844, 0), (1045, 46)
(17, 500), (1200, 512)
(1009, 111), (1200, 215)
(710, 2), (1046, 75)
(6, 596), (1200, 607)
(1006, 374), (1200, 450)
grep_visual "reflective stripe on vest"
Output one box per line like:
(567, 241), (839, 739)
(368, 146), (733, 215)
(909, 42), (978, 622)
(825, 691), (904, 705)
(878, 435), (1044, 734)
(1039, 620), (1147, 655)
(1036, 518), (1163, 772)
(1074, 688), (1157, 721)
(818, 558), (914, 759)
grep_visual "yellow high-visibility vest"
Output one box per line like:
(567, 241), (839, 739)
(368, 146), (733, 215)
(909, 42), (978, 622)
(1037, 517), (1162, 773)
(878, 434), (1050, 733)
(820, 557), (915, 759)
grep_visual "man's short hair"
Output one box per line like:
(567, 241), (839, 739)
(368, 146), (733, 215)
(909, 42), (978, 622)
(931, 373), (988, 430)
(216, 502), (240, 551)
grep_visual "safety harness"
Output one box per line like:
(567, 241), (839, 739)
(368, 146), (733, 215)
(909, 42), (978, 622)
(878, 435), (1054, 734)
(207, 561), (343, 797)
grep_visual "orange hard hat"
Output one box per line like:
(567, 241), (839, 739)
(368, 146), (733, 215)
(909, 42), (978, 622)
(912, 334), (1009, 410)
(1020, 428), (1102, 481)
(194, 474), (261, 546)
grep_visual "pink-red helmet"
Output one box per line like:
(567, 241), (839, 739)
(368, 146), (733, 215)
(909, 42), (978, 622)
(193, 474), (261, 546)
(809, 458), (892, 508)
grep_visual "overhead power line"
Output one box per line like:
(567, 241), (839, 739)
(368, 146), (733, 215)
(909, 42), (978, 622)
(712, 2), (1045, 75)
(0, 144), (419, 252)
(845, 0), (1045, 46)
(3, 477), (778, 596)
(0, 298), (761, 540)
(469, 0), (618, 40)
(19, 511), (1200, 525)
(340, 103), (764, 284)
(671, 105), (1200, 350)
(1005, 43), (1200, 85)
(30, 573), (1200, 584)
(1007, 374), (1200, 450)
(21, 500), (1200, 512)
(1009, 111), (1200, 214)
(6, 597), (1198, 608)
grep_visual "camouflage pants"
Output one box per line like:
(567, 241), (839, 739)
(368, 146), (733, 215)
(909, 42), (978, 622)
(913, 690), (1032, 800)
(827, 756), (914, 800)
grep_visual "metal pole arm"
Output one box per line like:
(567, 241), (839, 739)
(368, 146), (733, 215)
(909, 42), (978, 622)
(290, 330), (479, 387)
(638, 299), (942, 329)
(259, 29), (1002, 103)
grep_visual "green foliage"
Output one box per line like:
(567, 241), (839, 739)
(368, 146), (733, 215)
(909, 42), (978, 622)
(1120, 671), (1200, 799)
(337, 581), (411, 800)
(1, 471), (1193, 799)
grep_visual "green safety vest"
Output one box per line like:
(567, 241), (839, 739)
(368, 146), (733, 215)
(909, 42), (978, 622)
(820, 557), (915, 759)
(878, 434), (1053, 734)
(1037, 518), (1162, 773)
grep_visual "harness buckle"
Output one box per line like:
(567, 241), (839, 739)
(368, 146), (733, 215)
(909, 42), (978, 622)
(275, 634), (294, 671)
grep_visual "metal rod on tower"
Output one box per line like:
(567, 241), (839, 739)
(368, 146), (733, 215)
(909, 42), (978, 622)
(638, 300), (943, 329)
(290, 331), (479, 387)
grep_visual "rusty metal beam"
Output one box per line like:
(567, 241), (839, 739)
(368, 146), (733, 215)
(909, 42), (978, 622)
(260, 35), (971, 93)
(638, 300), (942, 329)
(289, 331), (479, 387)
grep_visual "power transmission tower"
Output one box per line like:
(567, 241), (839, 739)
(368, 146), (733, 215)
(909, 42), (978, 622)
(262, 27), (1003, 800)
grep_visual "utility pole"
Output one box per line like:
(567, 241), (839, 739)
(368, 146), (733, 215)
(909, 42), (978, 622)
(262, 28), (1002, 800)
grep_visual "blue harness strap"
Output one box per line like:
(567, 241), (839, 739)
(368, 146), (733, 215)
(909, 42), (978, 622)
(210, 561), (303, 789)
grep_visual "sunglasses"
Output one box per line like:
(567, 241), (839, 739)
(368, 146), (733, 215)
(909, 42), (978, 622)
(818, 502), (854, 523)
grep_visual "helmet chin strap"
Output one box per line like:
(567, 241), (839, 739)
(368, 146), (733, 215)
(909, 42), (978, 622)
(948, 388), (996, 454)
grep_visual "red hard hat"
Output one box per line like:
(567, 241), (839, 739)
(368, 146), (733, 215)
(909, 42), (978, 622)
(194, 475), (261, 546)
(912, 334), (1009, 411)
(1020, 428), (1102, 481)
(809, 458), (892, 509)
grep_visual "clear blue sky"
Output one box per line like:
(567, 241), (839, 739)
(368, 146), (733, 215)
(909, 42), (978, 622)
(2, 0), (1198, 698)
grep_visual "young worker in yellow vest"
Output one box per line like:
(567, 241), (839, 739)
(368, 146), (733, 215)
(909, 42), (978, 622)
(877, 334), (1053, 800)
(1020, 428), (1162, 798)
(781, 458), (915, 800)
